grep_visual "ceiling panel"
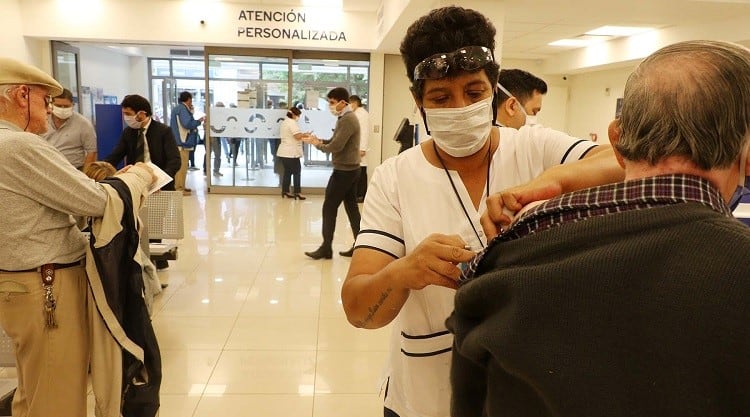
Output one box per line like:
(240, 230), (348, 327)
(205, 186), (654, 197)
(500, 0), (750, 59)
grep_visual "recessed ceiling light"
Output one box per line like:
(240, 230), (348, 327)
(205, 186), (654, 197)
(548, 39), (593, 47)
(586, 26), (653, 37)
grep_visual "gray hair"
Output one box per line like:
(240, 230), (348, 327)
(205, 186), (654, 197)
(0, 84), (21, 100)
(618, 40), (750, 169)
(0, 84), (21, 112)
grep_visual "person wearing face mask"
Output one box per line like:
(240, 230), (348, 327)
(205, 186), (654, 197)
(105, 94), (180, 192)
(494, 68), (547, 129)
(339, 7), (625, 417)
(105, 95), (180, 271)
(449, 40), (750, 417)
(43, 88), (97, 170)
(0, 58), (159, 417)
(304, 87), (361, 260)
(277, 106), (307, 199)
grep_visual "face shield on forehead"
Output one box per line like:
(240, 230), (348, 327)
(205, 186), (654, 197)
(413, 46), (494, 80)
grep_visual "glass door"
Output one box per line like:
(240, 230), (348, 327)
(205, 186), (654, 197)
(204, 47), (370, 195)
(51, 41), (82, 111)
(205, 49), (291, 192)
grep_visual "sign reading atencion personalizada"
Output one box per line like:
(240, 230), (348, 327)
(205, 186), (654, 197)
(237, 9), (347, 42)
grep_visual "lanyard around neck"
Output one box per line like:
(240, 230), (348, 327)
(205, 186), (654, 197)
(432, 140), (492, 249)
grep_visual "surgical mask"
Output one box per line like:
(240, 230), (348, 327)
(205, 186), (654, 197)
(514, 98), (538, 126)
(423, 95), (493, 157)
(329, 104), (339, 116)
(52, 105), (73, 120)
(497, 83), (537, 126)
(124, 115), (141, 129)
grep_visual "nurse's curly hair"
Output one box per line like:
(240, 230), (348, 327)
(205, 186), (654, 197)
(399, 6), (500, 99)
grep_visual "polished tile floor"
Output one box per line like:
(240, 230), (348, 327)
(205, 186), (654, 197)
(144, 171), (391, 417)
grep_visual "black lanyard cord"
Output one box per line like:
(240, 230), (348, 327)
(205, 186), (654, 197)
(432, 140), (492, 249)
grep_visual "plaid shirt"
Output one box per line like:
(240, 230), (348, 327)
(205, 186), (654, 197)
(459, 174), (734, 284)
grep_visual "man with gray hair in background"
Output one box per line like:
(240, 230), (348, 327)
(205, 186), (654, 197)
(450, 40), (750, 416)
(0, 57), (154, 417)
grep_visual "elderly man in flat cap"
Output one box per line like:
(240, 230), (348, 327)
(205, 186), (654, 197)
(0, 58), (156, 417)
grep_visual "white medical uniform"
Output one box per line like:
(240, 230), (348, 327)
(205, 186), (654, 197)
(355, 125), (598, 417)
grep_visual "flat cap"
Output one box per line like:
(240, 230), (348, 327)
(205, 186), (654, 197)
(0, 57), (63, 96)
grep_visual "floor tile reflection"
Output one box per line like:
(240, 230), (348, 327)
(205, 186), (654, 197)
(133, 182), (391, 415)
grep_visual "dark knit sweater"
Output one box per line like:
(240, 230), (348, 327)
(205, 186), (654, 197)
(447, 203), (750, 417)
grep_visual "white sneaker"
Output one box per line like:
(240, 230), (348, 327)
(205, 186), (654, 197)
(213, 171), (223, 176)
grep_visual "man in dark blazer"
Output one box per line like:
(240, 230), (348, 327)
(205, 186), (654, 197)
(105, 94), (180, 190)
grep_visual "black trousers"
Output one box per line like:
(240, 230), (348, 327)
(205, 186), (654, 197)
(321, 168), (361, 249)
(229, 138), (242, 165)
(356, 166), (368, 200)
(279, 156), (301, 194)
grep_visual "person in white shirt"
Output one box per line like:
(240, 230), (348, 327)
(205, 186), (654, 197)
(276, 106), (307, 200)
(340, 6), (624, 417)
(349, 95), (369, 203)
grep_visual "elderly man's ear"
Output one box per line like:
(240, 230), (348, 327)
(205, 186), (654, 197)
(607, 118), (626, 169)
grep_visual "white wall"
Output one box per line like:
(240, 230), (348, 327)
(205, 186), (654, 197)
(20, 0), (375, 52)
(77, 45), (130, 102)
(0, 0), (46, 67)
(565, 66), (635, 142)
(381, 54), (416, 162)
(366, 53), (385, 172)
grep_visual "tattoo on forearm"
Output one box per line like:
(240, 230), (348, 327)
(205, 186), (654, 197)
(355, 287), (393, 327)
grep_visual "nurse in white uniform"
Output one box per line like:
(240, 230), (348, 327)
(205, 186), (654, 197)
(341, 6), (625, 417)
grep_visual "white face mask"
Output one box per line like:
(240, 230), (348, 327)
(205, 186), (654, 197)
(423, 95), (493, 157)
(513, 99), (538, 126)
(124, 115), (141, 129)
(52, 105), (73, 120)
(497, 83), (537, 127)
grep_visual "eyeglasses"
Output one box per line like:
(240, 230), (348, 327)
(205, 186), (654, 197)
(28, 87), (52, 107)
(413, 46), (494, 80)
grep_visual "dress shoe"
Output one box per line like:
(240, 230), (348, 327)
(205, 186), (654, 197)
(305, 247), (332, 260)
(295, 193), (306, 200)
(339, 247), (354, 257)
(282, 192), (296, 199)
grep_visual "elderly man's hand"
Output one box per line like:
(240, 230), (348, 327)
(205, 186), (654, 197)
(481, 180), (562, 239)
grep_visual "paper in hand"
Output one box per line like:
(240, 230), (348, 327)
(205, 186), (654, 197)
(145, 162), (173, 195)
